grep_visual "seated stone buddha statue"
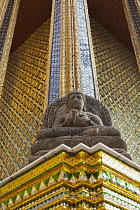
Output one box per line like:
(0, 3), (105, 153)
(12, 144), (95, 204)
(30, 90), (131, 162)
(53, 91), (103, 128)
(36, 90), (121, 139)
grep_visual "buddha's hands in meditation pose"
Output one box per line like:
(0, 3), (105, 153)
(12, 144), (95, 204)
(72, 109), (96, 127)
(62, 109), (95, 127)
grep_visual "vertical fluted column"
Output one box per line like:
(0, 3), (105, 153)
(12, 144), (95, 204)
(60, 0), (74, 97)
(60, 0), (81, 97)
(48, 0), (99, 104)
(0, 0), (20, 96)
(60, 0), (67, 96)
(71, 0), (81, 91)
(66, 0), (75, 93)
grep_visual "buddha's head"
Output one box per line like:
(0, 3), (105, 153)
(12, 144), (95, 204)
(66, 90), (86, 111)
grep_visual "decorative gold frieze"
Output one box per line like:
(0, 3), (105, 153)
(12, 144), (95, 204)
(1, 148), (140, 210)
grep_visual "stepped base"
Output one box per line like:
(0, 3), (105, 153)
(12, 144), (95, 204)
(1, 143), (139, 210)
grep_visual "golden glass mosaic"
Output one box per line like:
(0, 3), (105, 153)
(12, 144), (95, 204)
(90, 17), (140, 164)
(1, 19), (51, 180)
(1, 150), (140, 210)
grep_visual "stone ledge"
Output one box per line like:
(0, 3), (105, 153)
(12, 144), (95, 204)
(31, 136), (127, 155)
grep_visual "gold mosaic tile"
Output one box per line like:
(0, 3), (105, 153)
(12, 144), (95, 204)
(90, 17), (140, 164)
(1, 19), (51, 180)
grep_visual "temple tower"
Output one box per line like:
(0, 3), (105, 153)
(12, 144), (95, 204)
(0, 1), (140, 208)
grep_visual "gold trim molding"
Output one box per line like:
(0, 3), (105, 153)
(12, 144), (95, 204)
(0, 0), (21, 96)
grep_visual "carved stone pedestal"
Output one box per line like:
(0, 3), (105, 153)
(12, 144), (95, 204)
(29, 136), (131, 163)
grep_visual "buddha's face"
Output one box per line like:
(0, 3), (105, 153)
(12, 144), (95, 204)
(68, 93), (84, 111)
